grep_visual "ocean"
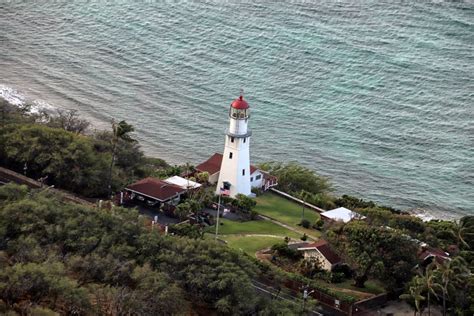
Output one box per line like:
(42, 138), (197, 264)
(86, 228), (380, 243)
(1, 1), (473, 219)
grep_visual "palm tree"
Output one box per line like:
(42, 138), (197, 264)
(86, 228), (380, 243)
(400, 275), (425, 316)
(299, 190), (310, 222)
(107, 120), (135, 197)
(450, 217), (473, 250)
(436, 257), (470, 316)
(422, 262), (441, 316)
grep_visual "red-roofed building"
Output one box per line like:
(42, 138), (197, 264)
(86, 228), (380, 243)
(418, 246), (450, 267)
(124, 177), (186, 207)
(195, 152), (277, 192)
(289, 240), (342, 271)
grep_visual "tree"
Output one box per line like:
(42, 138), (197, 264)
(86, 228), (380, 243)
(107, 120), (135, 196)
(0, 124), (109, 196)
(258, 162), (332, 195)
(435, 256), (470, 316)
(400, 275), (426, 316)
(175, 199), (202, 221)
(233, 194), (257, 213)
(451, 216), (473, 250)
(47, 109), (90, 134)
(334, 221), (417, 289)
(196, 171), (210, 184)
(421, 263), (441, 316)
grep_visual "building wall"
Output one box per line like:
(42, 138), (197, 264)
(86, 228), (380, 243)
(208, 172), (219, 184)
(303, 249), (333, 271)
(216, 130), (251, 197)
(250, 170), (263, 188)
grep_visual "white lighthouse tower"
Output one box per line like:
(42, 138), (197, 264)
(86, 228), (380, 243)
(216, 94), (252, 197)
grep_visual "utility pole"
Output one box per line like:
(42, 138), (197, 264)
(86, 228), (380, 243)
(215, 192), (221, 240)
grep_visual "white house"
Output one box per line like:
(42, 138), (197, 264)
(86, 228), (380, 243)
(288, 240), (342, 271)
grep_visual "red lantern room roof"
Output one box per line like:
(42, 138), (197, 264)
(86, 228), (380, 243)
(231, 95), (249, 110)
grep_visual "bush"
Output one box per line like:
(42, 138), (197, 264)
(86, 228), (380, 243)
(330, 272), (346, 283)
(300, 234), (308, 241)
(300, 219), (310, 228)
(312, 219), (324, 230)
(271, 243), (301, 260)
(332, 263), (353, 278)
(251, 187), (264, 196)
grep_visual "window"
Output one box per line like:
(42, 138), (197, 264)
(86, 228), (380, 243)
(231, 137), (234, 143)
(243, 138), (246, 143)
(250, 177), (254, 182)
(229, 152), (233, 159)
(256, 175), (262, 180)
(242, 169), (245, 176)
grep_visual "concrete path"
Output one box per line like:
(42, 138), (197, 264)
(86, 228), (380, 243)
(258, 214), (320, 241)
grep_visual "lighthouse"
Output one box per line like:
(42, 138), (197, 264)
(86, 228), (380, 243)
(216, 94), (252, 197)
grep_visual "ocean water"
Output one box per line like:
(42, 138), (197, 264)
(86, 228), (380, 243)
(1, 1), (473, 219)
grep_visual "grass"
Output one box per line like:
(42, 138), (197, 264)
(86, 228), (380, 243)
(221, 235), (285, 256)
(333, 279), (385, 295)
(209, 218), (300, 239)
(255, 192), (321, 237)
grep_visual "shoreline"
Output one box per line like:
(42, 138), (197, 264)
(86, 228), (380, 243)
(0, 85), (465, 222)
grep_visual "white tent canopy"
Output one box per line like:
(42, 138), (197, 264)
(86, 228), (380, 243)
(164, 176), (202, 190)
(321, 207), (365, 223)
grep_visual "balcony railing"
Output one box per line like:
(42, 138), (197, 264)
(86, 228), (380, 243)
(226, 128), (252, 138)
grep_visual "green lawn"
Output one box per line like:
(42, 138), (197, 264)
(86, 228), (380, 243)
(333, 279), (385, 295)
(209, 218), (300, 239)
(221, 235), (285, 256)
(255, 192), (321, 237)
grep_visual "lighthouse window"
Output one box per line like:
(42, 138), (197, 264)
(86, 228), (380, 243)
(231, 137), (234, 143)
(229, 152), (233, 159)
(243, 138), (246, 143)
(242, 169), (245, 176)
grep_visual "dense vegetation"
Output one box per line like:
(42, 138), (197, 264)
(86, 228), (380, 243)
(0, 99), (172, 198)
(0, 183), (307, 315)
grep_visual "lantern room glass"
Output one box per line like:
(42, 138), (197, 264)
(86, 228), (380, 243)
(229, 107), (249, 119)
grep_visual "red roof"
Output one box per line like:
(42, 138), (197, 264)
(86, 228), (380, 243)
(125, 177), (185, 201)
(418, 247), (450, 264)
(195, 153), (223, 175)
(250, 165), (258, 174)
(302, 240), (342, 265)
(195, 153), (259, 175)
(231, 95), (249, 109)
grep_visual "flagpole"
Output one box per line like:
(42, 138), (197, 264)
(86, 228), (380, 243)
(215, 191), (221, 240)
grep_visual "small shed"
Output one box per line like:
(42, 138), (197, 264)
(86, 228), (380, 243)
(321, 207), (365, 223)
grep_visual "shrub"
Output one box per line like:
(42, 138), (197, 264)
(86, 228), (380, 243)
(251, 187), (264, 196)
(312, 219), (324, 230)
(332, 263), (353, 278)
(271, 243), (301, 260)
(300, 234), (308, 241)
(330, 272), (346, 283)
(300, 219), (310, 228)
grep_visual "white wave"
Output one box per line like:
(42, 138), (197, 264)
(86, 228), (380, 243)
(30, 99), (56, 114)
(0, 84), (56, 114)
(409, 207), (459, 222)
(0, 84), (26, 106)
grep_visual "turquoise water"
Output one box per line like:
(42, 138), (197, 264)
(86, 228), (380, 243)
(1, 2), (473, 219)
